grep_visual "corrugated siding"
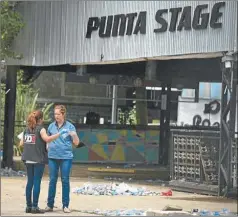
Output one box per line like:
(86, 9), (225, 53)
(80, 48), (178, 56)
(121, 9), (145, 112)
(10, 1), (237, 66)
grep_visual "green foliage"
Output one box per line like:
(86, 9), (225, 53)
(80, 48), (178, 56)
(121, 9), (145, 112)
(0, 70), (53, 156)
(118, 107), (137, 125)
(0, 1), (24, 60)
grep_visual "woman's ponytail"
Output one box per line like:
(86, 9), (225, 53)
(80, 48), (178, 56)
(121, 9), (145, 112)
(27, 110), (43, 132)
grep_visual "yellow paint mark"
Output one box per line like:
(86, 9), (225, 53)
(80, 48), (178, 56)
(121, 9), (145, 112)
(149, 130), (160, 137)
(119, 130), (127, 136)
(91, 144), (109, 160)
(88, 167), (135, 173)
(97, 134), (108, 143)
(110, 144), (125, 161)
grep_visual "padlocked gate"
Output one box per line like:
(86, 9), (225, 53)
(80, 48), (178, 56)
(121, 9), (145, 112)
(169, 129), (220, 195)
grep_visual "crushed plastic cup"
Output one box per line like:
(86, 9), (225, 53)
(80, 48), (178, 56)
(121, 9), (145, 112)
(221, 208), (230, 215)
(199, 210), (211, 216)
(161, 189), (172, 196)
(212, 211), (221, 216)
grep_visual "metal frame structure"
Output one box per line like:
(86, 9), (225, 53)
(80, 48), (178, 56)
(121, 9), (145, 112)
(169, 129), (220, 196)
(0, 77), (3, 162)
(159, 81), (172, 165)
(0, 61), (7, 164)
(1, 66), (18, 169)
(219, 52), (237, 196)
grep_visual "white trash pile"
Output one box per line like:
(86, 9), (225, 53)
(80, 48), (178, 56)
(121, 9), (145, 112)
(79, 208), (232, 216)
(0, 168), (26, 177)
(72, 182), (160, 196)
(78, 207), (232, 216)
(80, 209), (146, 216)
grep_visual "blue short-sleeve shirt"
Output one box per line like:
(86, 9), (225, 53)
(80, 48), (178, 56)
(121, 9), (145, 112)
(47, 121), (76, 159)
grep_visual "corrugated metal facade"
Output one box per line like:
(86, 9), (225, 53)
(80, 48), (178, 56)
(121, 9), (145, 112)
(9, 1), (237, 66)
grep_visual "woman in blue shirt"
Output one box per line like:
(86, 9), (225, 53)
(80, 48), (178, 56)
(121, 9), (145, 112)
(20, 110), (67, 214)
(45, 105), (79, 213)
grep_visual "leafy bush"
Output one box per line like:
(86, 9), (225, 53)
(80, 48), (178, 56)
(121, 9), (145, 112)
(0, 70), (53, 156)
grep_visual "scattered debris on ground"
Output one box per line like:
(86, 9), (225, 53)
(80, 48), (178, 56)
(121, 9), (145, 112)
(103, 176), (169, 186)
(0, 168), (26, 177)
(72, 182), (162, 196)
(79, 209), (146, 216)
(146, 207), (232, 216)
(78, 208), (232, 216)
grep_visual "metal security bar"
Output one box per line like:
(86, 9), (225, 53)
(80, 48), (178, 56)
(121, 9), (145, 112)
(219, 52), (237, 196)
(0, 61), (6, 157)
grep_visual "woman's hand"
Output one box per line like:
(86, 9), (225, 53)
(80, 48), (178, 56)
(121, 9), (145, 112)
(69, 131), (80, 146)
(69, 131), (77, 137)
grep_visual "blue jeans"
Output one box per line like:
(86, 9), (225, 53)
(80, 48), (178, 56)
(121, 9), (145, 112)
(47, 159), (72, 209)
(25, 163), (45, 208)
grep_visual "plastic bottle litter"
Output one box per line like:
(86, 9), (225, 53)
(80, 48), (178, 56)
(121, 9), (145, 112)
(79, 208), (232, 216)
(0, 168), (26, 177)
(72, 182), (160, 196)
(104, 176), (132, 182)
(199, 210), (211, 216)
(81, 209), (146, 216)
(221, 208), (230, 216)
(212, 211), (221, 216)
(124, 164), (136, 168)
(191, 208), (199, 215)
(197, 208), (231, 216)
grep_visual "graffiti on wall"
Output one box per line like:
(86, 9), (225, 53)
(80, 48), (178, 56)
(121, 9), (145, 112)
(73, 128), (160, 164)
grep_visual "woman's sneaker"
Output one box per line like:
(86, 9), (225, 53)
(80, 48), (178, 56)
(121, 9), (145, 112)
(31, 207), (45, 214)
(25, 207), (32, 213)
(45, 206), (53, 212)
(63, 207), (71, 213)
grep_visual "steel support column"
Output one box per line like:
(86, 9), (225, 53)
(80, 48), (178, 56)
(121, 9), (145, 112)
(0, 61), (7, 160)
(164, 82), (171, 165)
(111, 85), (118, 124)
(0, 74), (5, 163)
(234, 83), (238, 188)
(159, 84), (166, 164)
(219, 52), (237, 196)
(1, 66), (18, 169)
(159, 81), (171, 165)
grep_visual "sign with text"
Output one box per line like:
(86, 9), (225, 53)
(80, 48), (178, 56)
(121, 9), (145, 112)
(86, 2), (225, 39)
(10, 1), (236, 66)
(24, 134), (36, 144)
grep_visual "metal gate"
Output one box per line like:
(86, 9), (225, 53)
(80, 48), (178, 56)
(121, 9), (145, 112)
(170, 129), (220, 195)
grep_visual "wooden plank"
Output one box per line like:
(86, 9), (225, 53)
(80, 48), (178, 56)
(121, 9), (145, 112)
(88, 167), (135, 173)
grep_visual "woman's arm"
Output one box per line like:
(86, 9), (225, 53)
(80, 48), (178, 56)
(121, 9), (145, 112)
(69, 131), (80, 147)
(40, 128), (60, 143)
(19, 138), (24, 147)
(18, 131), (24, 147)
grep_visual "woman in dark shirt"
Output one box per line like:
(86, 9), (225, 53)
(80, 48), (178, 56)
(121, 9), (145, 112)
(20, 110), (67, 214)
